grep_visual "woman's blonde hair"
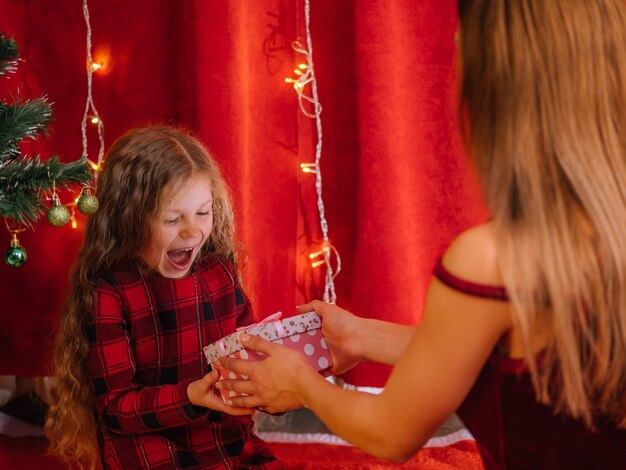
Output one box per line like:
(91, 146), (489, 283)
(458, 0), (626, 427)
(45, 126), (238, 468)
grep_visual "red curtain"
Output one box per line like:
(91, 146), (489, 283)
(0, 0), (487, 387)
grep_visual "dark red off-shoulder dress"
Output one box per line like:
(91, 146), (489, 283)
(434, 259), (626, 470)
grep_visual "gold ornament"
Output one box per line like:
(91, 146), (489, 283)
(48, 197), (70, 227)
(77, 188), (99, 215)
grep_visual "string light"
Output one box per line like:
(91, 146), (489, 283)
(81, 0), (105, 175)
(286, 0), (341, 303)
(309, 251), (325, 260)
(68, 198), (78, 230)
(300, 162), (317, 174)
(308, 242), (341, 273)
(60, 0), (106, 232)
(87, 159), (100, 171)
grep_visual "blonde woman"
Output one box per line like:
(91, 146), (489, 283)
(216, 1), (626, 468)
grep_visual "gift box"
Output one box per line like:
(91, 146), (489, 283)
(203, 312), (333, 404)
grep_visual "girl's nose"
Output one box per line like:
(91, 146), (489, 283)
(181, 221), (202, 239)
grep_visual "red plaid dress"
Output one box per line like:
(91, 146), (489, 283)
(87, 256), (282, 469)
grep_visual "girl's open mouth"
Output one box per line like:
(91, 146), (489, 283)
(167, 247), (194, 268)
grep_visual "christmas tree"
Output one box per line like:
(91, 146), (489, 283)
(0, 33), (95, 267)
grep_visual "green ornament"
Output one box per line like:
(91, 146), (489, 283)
(77, 190), (99, 215)
(48, 203), (70, 227)
(4, 233), (27, 268)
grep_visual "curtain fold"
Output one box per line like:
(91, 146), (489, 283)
(0, 0), (487, 387)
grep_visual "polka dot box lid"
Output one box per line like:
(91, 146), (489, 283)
(203, 311), (323, 363)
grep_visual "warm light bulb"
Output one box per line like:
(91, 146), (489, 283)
(311, 260), (326, 268)
(90, 62), (102, 71)
(300, 163), (317, 174)
(298, 63), (308, 70)
(294, 69), (303, 76)
(88, 160), (100, 171)
(71, 217), (78, 229)
(309, 243), (330, 260)
(90, 116), (100, 124)
(284, 77), (296, 84)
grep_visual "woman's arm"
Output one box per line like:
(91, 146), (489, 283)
(217, 223), (511, 461)
(220, 277), (510, 461)
(309, 277), (510, 461)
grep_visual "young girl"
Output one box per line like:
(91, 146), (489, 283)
(215, 1), (626, 468)
(45, 126), (281, 469)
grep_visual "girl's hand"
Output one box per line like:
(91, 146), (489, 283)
(298, 300), (365, 375)
(215, 334), (317, 414)
(187, 370), (254, 416)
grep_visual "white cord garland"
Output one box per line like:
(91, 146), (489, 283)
(290, 0), (341, 303)
(81, 0), (105, 170)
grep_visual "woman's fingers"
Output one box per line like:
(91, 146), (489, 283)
(216, 356), (252, 376)
(296, 302), (316, 313)
(228, 393), (264, 409)
(238, 333), (275, 354)
(216, 377), (257, 396)
(297, 300), (328, 316)
(216, 334), (278, 375)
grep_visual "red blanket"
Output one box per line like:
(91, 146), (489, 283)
(0, 434), (484, 469)
(269, 440), (485, 470)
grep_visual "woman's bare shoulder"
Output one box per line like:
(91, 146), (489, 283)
(441, 222), (503, 287)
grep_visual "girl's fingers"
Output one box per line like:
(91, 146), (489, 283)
(203, 370), (220, 386)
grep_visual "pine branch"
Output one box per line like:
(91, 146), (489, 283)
(0, 156), (93, 226)
(0, 98), (52, 163)
(0, 34), (19, 77)
(0, 187), (43, 225)
(0, 33), (94, 229)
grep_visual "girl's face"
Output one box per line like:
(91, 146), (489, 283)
(141, 176), (213, 279)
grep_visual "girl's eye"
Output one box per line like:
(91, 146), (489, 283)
(164, 217), (180, 224)
(197, 211), (211, 216)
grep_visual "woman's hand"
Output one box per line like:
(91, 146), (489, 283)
(215, 334), (320, 414)
(187, 370), (254, 416)
(298, 300), (365, 375)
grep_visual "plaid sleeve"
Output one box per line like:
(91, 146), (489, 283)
(87, 279), (208, 435)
